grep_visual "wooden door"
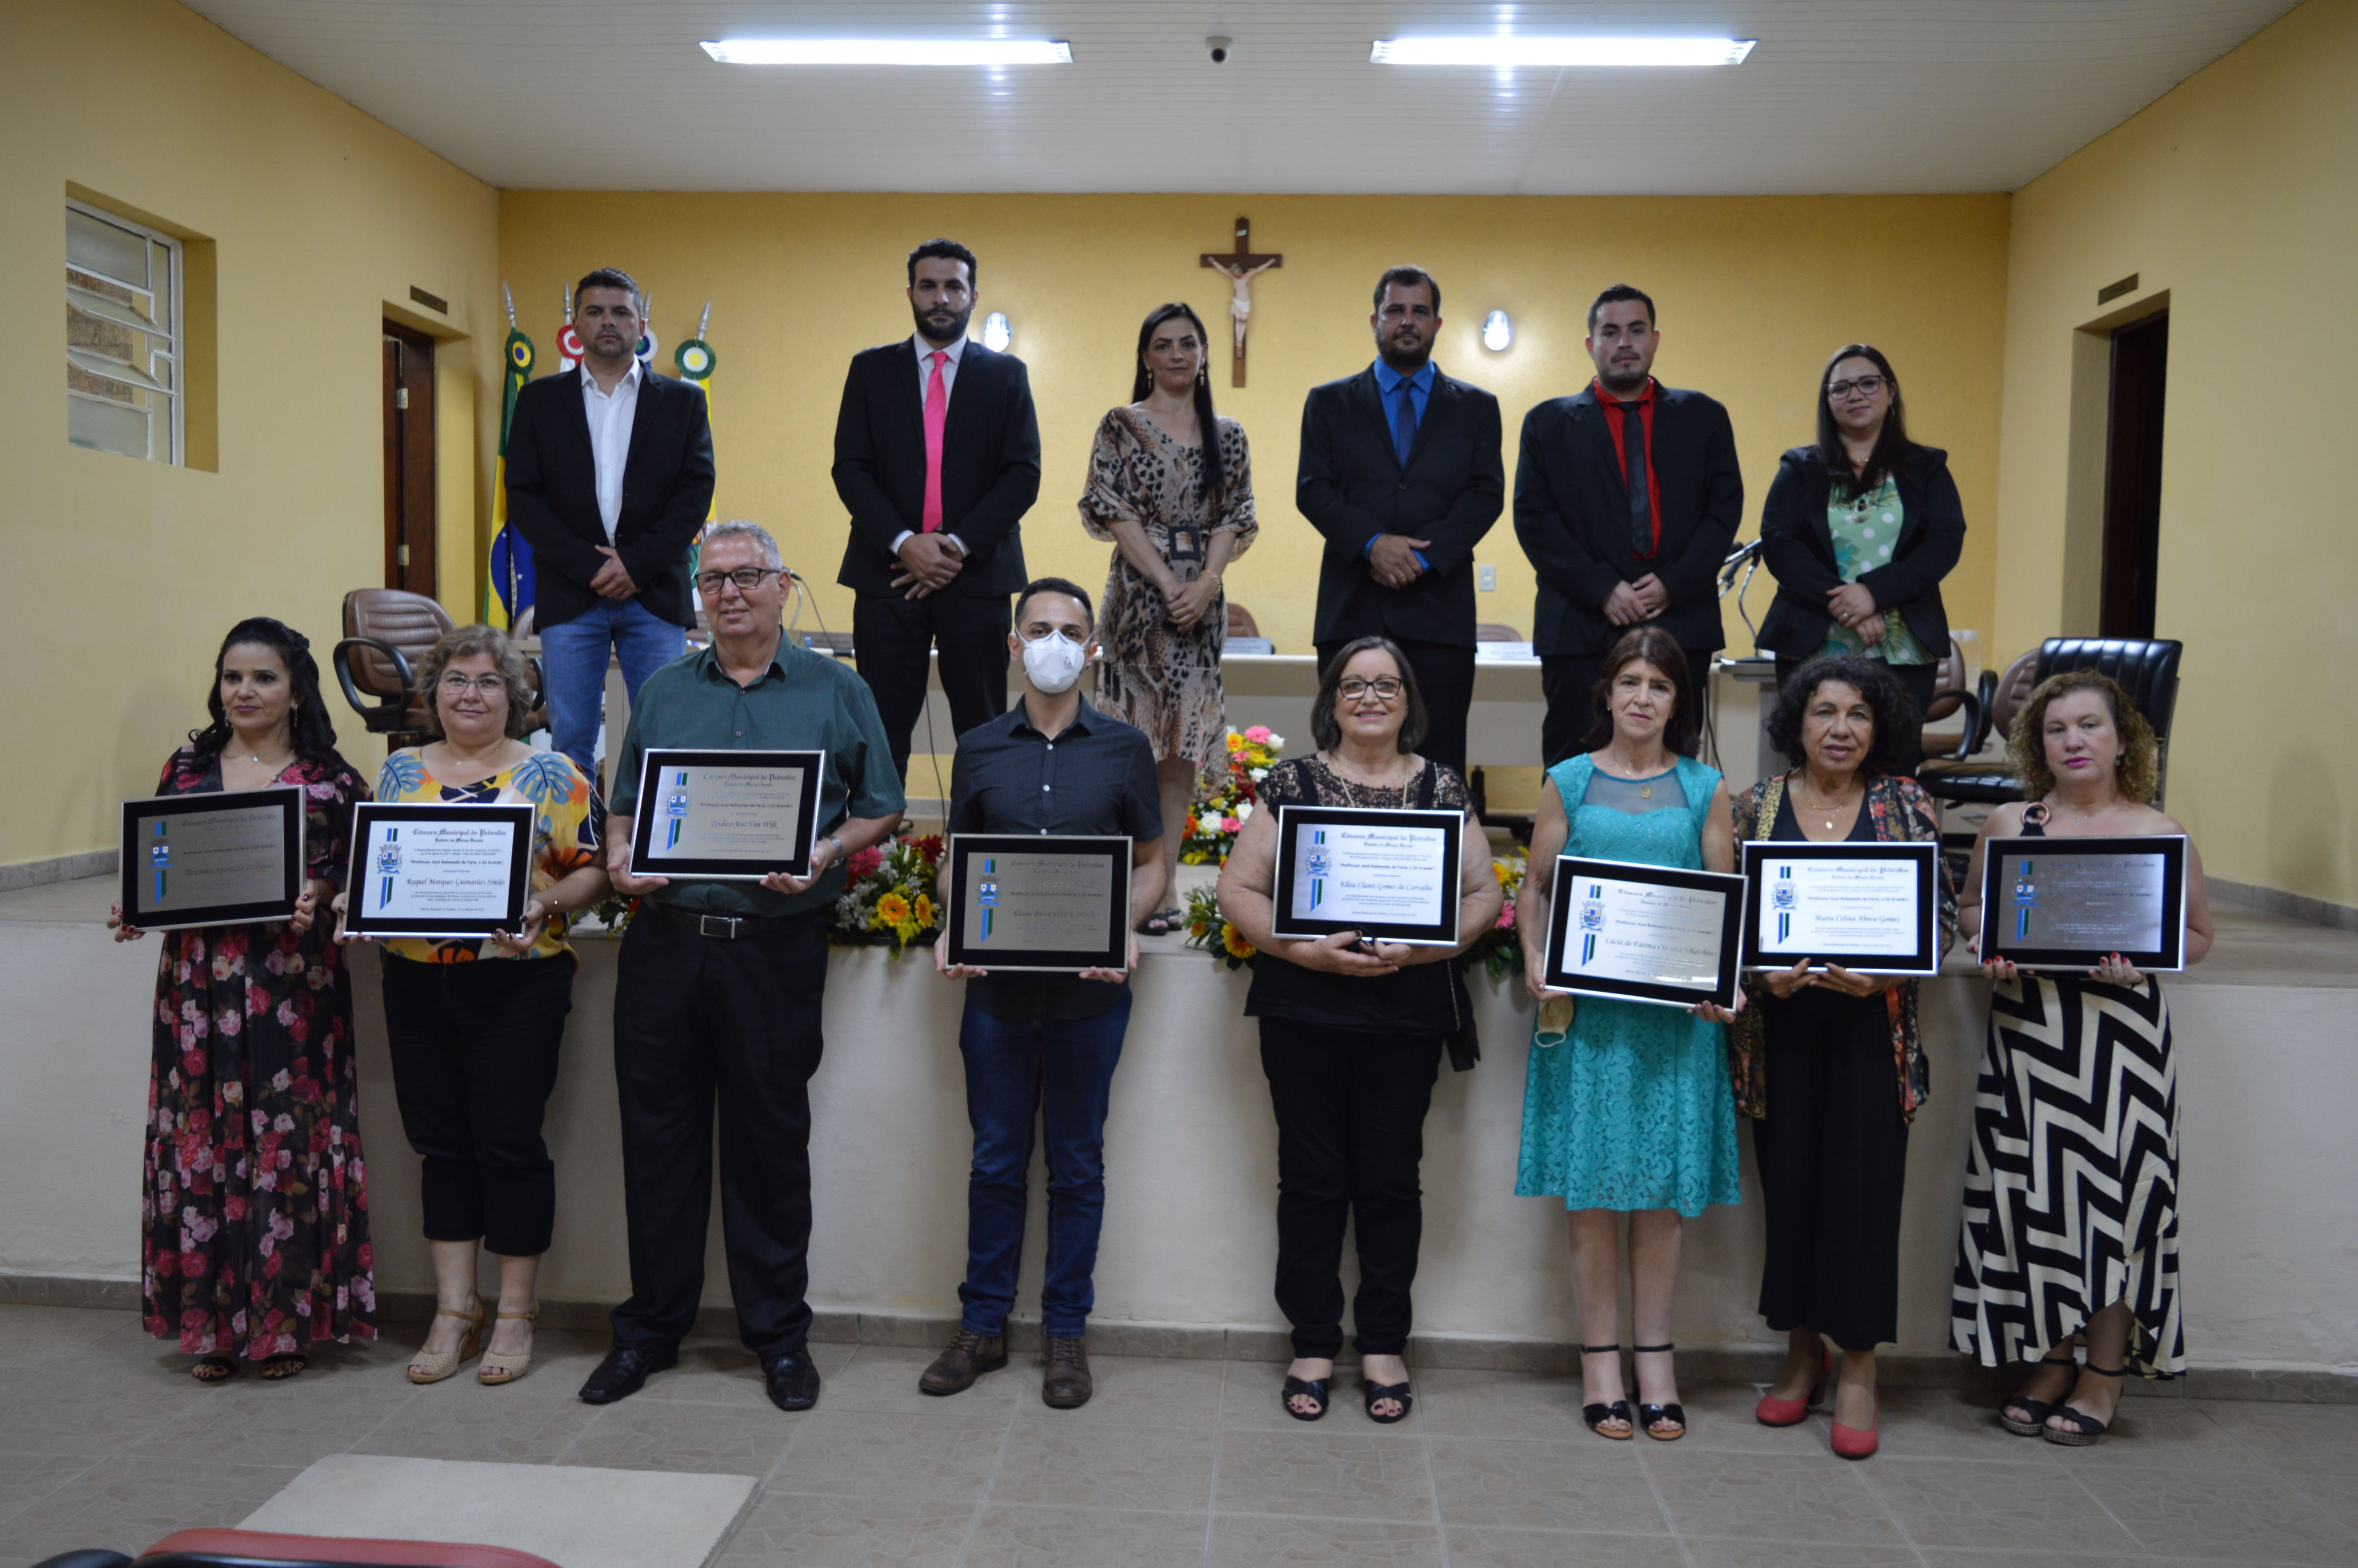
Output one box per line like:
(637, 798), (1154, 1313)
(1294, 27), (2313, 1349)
(2098, 311), (2167, 640)
(381, 322), (437, 595)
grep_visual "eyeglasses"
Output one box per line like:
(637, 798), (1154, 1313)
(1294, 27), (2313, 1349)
(694, 567), (780, 594)
(438, 673), (507, 696)
(1337, 677), (1404, 702)
(1827, 376), (1888, 398)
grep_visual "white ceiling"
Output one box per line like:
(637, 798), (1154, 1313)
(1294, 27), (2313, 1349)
(180, 1), (2296, 194)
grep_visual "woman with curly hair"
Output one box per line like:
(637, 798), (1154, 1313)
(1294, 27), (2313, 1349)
(336, 624), (607, 1387)
(107, 618), (375, 1380)
(1951, 669), (2212, 1447)
(1729, 655), (1955, 1459)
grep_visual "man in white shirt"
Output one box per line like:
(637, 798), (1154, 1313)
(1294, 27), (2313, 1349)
(506, 267), (716, 779)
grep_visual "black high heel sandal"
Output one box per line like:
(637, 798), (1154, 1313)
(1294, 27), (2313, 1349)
(1633, 1343), (1685, 1441)
(1363, 1380), (1414, 1424)
(2042, 1363), (2125, 1447)
(1999, 1348), (2082, 1436)
(1280, 1375), (1330, 1422)
(1579, 1343), (1633, 1440)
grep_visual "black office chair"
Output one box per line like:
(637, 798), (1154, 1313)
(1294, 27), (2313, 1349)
(1919, 636), (2183, 810)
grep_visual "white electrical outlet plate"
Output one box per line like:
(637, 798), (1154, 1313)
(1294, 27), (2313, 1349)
(1478, 564), (1497, 591)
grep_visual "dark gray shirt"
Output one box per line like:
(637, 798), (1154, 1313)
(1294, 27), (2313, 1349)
(947, 694), (1162, 1020)
(610, 640), (905, 919)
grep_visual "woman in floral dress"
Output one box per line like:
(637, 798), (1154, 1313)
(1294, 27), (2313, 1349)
(109, 618), (373, 1379)
(1079, 301), (1257, 931)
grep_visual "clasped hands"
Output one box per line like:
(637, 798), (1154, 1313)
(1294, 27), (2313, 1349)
(1160, 569), (1222, 634)
(1761, 956), (1894, 1000)
(1290, 929), (1416, 976)
(1824, 581), (1883, 644)
(892, 533), (965, 599)
(1603, 574), (1671, 626)
(590, 546), (639, 600)
(1368, 534), (1430, 590)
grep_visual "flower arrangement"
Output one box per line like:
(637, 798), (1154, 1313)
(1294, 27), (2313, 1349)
(1179, 726), (1283, 866)
(1183, 883), (1256, 970)
(831, 833), (945, 955)
(1463, 849), (1529, 980)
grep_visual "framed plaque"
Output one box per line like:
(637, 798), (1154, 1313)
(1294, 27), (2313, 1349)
(120, 786), (306, 931)
(1741, 840), (1941, 975)
(1981, 834), (2188, 972)
(946, 835), (1132, 972)
(1271, 805), (1466, 947)
(1542, 856), (1745, 1010)
(344, 802), (535, 939)
(629, 749), (824, 880)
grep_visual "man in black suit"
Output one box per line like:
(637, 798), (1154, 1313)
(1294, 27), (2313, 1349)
(1296, 266), (1505, 775)
(833, 239), (1042, 782)
(1514, 284), (1743, 766)
(505, 266), (716, 777)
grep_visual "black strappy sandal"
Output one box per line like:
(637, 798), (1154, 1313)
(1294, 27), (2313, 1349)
(1363, 1380), (1414, 1424)
(1633, 1343), (1686, 1441)
(1281, 1375), (1330, 1421)
(2000, 1349), (2082, 1436)
(1579, 1343), (1633, 1440)
(258, 1353), (308, 1381)
(2042, 1363), (2125, 1447)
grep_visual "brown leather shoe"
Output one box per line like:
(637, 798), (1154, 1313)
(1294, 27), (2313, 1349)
(919, 1328), (1007, 1396)
(1042, 1336), (1093, 1408)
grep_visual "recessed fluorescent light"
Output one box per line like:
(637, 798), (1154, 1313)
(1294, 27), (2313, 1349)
(701, 38), (1073, 66)
(1371, 37), (1756, 68)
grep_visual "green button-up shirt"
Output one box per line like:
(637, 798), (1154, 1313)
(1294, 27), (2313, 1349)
(609, 639), (906, 918)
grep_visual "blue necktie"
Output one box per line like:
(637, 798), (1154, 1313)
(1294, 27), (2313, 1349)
(1393, 379), (1419, 465)
(1619, 399), (1653, 556)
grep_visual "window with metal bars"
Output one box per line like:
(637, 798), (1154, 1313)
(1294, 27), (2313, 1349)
(66, 200), (182, 464)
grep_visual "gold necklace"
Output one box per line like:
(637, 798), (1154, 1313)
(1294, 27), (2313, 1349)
(1795, 774), (1855, 832)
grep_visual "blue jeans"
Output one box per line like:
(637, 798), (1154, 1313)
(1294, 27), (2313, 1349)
(956, 991), (1131, 1339)
(539, 598), (687, 775)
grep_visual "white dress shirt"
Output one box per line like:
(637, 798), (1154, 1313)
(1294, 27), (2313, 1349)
(892, 332), (969, 557)
(581, 358), (643, 544)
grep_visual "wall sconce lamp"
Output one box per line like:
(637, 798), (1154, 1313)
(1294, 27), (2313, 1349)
(1481, 310), (1513, 352)
(980, 311), (1012, 351)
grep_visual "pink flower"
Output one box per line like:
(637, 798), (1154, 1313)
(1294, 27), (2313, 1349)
(1497, 903), (1517, 929)
(1221, 816), (1242, 834)
(1244, 724), (1272, 744)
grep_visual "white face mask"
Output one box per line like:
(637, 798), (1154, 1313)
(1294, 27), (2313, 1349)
(1020, 629), (1089, 694)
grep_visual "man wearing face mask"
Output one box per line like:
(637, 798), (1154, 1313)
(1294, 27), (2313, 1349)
(1514, 284), (1743, 766)
(834, 238), (1043, 782)
(923, 578), (1166, 1410)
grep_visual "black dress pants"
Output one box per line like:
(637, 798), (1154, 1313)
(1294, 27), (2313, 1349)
(1318, 638), (1477, 777)
(610, 907), (830, 1357)
(1773, 653), (1939, 765)
(1541, 646), (1717, 768)
(1750, 988), (1910, 1352)
(379, 953), (574, 1257)
(1257, 1019), (1444, 1358)
(854, 587), (1011, 782)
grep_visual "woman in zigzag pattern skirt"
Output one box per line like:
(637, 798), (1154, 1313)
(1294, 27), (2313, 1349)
(1950, 670), (2213, 1446)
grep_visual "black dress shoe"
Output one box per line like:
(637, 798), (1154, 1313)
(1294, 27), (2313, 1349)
(577, 1344), (676, 1404)
(761, 1350), (821, 1411)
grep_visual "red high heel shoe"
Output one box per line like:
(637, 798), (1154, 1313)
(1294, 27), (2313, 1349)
(1830, 1391), (1880, 1459)
(1755, 1347), (1831, 1427)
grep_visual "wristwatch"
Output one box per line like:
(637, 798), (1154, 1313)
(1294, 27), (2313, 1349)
(822, 833), (844, 869)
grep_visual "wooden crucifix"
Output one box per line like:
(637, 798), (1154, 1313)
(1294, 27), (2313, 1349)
(1201, 216), (1282, 386)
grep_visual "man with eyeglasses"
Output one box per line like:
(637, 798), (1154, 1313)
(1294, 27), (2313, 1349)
(580, 520), (905, 1414)
(504, 266), (716, 780)
(1514, 284), (1743, 765)
(920, 577), (1164, 1410)
(1297, 265), (1505, 774)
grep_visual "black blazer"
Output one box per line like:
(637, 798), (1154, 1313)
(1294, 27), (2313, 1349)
(1295, 366), (1506, 649)
(1756, 443), (1966, 660)
(503, 367), (716, 630)
(831, 339), (1040, 599)
(1512, 386), (1743, 658)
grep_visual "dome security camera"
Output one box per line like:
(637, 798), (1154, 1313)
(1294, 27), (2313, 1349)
(1206, 36), (1232, 63)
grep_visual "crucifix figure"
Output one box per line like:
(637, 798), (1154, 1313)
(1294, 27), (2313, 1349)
(1201, 217), (1282, 386)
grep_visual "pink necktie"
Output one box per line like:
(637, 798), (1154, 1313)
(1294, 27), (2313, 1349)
(921, 350), (948, 532)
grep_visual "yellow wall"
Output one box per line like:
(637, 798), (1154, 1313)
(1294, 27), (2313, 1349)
(499, 190), (2008, 668)
(1994, 0), (2358, 903)
(1, 0), (499, 869)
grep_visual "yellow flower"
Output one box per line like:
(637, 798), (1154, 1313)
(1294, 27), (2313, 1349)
(1221, 923), (1256, 959)
(874, 891), (911, 927)
(912, 892), (935, 928)
(1226, 733), (1245, 752)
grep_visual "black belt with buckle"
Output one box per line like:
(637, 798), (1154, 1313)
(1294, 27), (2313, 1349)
(648, 902), (793, 941)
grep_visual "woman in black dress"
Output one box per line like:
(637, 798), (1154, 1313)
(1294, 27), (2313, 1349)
(108, 618), (374, 1379)
(1728, 655), (1954, 1459)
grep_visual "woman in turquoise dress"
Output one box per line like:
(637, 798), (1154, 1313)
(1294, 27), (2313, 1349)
(1514, 627), (1742, 1441)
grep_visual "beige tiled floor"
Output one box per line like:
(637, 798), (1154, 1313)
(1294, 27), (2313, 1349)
(4, 1304), (2357, 1567)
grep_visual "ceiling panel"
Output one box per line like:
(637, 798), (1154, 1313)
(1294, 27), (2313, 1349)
(179, 1), (2298, 193)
